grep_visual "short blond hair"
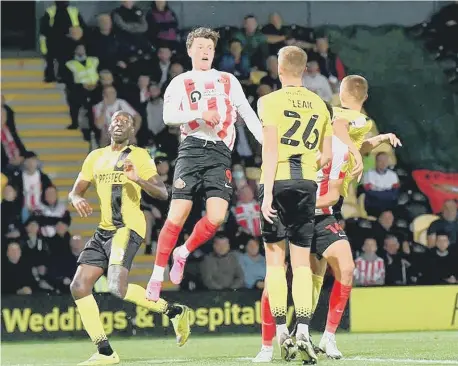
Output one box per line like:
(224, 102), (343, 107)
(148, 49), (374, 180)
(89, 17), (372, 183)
(278, 46), (307, 78)
(186, 27), (220, 49)
(341, 75), (368, 102)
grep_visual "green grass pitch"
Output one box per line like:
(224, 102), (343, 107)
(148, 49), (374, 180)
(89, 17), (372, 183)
(2, 331), (457, 365)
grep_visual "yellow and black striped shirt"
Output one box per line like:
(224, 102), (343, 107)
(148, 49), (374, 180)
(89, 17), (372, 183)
(258, 87), (332, 182)
(79, 145), (157, 238)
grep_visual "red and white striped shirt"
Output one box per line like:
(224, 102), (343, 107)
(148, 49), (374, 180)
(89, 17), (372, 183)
(232, 201), (261, 237)
(163, 69), (263, 150)
(354, 256), (385, 286)
(315, 136), (349, 216)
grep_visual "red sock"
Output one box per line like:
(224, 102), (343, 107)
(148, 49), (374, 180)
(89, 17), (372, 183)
(154, 220), (182, 267)
(325, 280), (352, 334)
(185, 216), (219, 253)
(261, 288), (275, 346)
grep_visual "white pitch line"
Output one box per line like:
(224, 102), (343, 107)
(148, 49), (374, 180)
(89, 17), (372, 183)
(347, 357), (458, 364)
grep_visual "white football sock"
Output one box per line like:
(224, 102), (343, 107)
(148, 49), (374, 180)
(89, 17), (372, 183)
(297, 324), (310, 337)
(276, 323), (289, 335)
(150, 266), (165, 281)
(177, 244), (190, 258)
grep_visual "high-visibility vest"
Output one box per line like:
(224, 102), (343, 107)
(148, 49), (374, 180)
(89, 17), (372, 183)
(65, 57), (100, 85)
(40, 5), (80, 54)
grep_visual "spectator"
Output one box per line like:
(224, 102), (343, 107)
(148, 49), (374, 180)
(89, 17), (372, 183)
(146, 1), (179, 50)
(219, 39), (251, 82)
(230, 185), (262, 238)
(261, 12), (288, 56)
(146, 82), (167, 142)
(354, 237), (385, 286)
(372, 210), (396, 249)
(382, 235), (410, 285)
(88, 14), (121, 72)
(427, 199), (458, 248)
(64, 44), (100, 130)
(260, 56), (281, 91)
(93, 86), (141, 146)
(363, 152), (400, 217)
(10, 151), (52, 218)
(160, 62), (184, 96)
(2, 243), (35, 295)
(1, 185), (23, 246)
(302, 60), (333, 102)
(312, 35), (346, 82)
(125, 74), (151, 145)
(152, 45), (173, 86)
(48, 235), (83, 293)
(234, 15), (269, 70)
(423, 233), (457, 285)
(39, 1), (86, 82)
(1, 106), (26, 172)
(200, 234), (245, 290)
(238, 237), (266, 289)
(21, 217), (50, 271)
(37, 186), (71, 238)
(112, 1), (150, 57)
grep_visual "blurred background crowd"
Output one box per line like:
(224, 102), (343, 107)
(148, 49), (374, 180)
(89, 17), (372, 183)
(2, 1), (457, 296)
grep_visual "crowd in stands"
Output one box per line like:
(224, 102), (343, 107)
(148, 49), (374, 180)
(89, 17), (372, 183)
(413, 1), (458, 84)
(2, 1), (457, 295)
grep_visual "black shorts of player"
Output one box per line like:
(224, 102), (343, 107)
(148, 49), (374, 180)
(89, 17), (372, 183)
(311, 214), (348, 259)
(259, 179), (317, 248)
(172, 136), (233, 202)
(332, 196), (344, 221)
(77, 227), (143, 271)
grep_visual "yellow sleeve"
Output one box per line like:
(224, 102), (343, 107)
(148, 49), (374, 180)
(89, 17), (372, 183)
(257, 95), (277, 127)
(134, 149), (158, 181)
(80, 151), (97, 182)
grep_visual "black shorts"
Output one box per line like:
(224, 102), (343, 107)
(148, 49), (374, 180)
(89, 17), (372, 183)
(172, 136), (233, 202)
(311, 215), (348, 259)
(259, 179), (317, 247)
(77, 227), (143, 270)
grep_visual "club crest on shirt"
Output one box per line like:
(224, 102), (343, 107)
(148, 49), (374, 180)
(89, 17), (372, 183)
(174, 178), (186, 189)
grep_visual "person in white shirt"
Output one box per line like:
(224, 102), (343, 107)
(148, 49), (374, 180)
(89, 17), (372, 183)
(147, 27), (263, 301)
(363, 151), (400, 217)
(93, 86), (141, 146)
(302, 60), (334, 102)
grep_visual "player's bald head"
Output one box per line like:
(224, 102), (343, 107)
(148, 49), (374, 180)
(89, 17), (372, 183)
(340, 75), (368, 103)
(111, 110), (133, 125)
(277, 46), (307, 79)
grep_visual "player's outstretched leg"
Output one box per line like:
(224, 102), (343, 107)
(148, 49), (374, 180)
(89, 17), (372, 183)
(253, 288), (276, 363)
(171, 197), (227, 284)
(108, 265), (191, 347)
(319, 240), (354, 359)
(71, 265), (120, 365)
(147, 199), (193, 301)
(290, 243), (318, 365)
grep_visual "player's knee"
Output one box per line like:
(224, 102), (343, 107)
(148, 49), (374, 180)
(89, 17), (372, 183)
(108, 276), (127, 299)
(340, 262), (355, 282)
(70, 278), (90, 299)
(206, 212), (225, 227)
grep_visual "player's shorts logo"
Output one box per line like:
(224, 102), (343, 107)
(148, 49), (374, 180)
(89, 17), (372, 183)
(190, 91), (202, 103)
(174, 178), (186, 189)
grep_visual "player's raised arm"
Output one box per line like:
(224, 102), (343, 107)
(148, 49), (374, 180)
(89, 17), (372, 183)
(162, 76), (202, 126)
(360, 133), (402, 155)
(229, 73), (263, 144)
(69, 151), (96, 218)
(123, 150), (168, 200)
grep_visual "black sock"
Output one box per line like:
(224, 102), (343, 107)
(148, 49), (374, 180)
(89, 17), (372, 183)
(166, 304), (183, 318)
(97, 340), (114, 356)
